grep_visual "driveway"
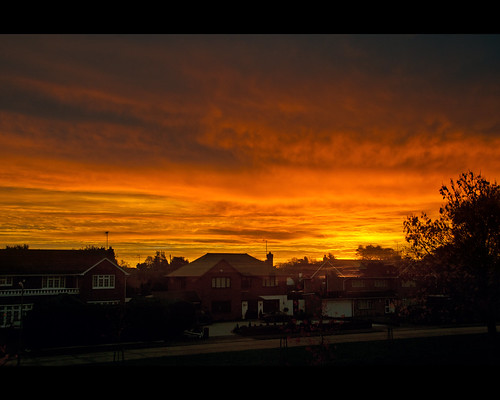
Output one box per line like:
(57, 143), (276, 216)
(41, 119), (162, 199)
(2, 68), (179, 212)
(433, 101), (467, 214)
(206, 321), (239, 337)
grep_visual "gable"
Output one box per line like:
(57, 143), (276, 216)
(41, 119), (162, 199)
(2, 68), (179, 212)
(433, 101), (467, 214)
(82, 258), (129, 276)
(206, 260), (240, 276)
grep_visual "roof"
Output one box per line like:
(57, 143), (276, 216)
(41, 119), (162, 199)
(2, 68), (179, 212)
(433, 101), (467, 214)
(0, 249), (128, 275)
(279, 259), (363, 278)
(167, 253), (273, 277)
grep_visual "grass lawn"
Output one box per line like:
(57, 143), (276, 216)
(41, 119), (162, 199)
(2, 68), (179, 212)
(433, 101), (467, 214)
(94, 333), (500, 366)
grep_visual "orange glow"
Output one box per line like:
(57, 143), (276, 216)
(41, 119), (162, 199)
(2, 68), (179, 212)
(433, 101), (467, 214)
(1, 34), (500, 267)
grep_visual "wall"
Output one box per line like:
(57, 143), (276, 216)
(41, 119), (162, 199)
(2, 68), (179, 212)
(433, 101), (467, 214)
(197, 261), (243, 320)
(80, 259), (127, 304)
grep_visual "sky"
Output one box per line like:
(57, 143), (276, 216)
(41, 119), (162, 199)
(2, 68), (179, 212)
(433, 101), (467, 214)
(1, 34), (500, 267)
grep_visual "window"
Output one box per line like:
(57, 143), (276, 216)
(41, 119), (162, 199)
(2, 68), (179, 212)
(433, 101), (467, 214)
(92, 275), (115, 289)
(374, 279), (388, 288)
(0, 276), (13, 286)
(0, 304), (33, 328)
(42, 276), (66, 288)
(351, 279), (365, 288)
(358, 299), (373, 310)
(385, 299), (395, 314)
(263, 276), (277, 287)
(212, 277), (231, 288)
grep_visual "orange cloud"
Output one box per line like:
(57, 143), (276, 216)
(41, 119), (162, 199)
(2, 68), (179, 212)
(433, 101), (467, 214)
(1, 34), (500, 266)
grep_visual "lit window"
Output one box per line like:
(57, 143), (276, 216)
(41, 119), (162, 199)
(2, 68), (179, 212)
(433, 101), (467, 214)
(92, 275), (115, 289)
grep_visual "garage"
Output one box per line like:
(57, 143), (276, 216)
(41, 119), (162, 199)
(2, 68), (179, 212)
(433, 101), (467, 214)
(322, 299), (353, 318)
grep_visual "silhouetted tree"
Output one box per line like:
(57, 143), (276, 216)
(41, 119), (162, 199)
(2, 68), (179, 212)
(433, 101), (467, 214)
(136, 251), (169, 273)
(278, 255), (324, 269)
(356, 244), (400, 260)
(403, 171), (500, 334)
(4, 244), (29, 250)
(323, 252), (336, 262)
(81, 245), (118, 264)
(133, 252), (189, 294)
(168, 256), (189, 272)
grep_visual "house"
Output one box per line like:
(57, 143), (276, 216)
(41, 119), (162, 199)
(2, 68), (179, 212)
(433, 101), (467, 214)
(282, 258), (401, 321)
(321, 261), (399, 320)
(165, 252), (291, 321)
(0, 248), (129, 328)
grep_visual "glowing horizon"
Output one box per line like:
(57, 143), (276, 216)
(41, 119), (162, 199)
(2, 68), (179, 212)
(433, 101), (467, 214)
(1, 34), (500, 267)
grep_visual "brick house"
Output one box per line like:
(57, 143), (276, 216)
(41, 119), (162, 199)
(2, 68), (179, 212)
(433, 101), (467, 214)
(165, 252), (291, 321)
(0, 248), (129, 328)
(284, 259), (400, 321)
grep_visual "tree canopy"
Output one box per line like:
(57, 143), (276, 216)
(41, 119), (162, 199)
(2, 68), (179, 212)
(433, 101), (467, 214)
(356, 244), (400, 260)
(403, 171), (500, 333)
(136, 251), (189, 274)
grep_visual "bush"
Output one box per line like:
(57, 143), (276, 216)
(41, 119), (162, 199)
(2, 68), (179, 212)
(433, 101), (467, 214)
(23, 295), (120, 349)
(121, 298), (197, 342)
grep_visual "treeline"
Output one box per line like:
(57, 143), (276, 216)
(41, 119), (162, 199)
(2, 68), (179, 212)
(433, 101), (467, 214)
(278, 245), (401, 269)
(125, 251), (189, 297)
(135, 250), (188, 273)
(277, 253), (336, 269)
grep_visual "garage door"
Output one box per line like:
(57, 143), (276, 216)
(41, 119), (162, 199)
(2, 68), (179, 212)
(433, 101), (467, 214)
(323, 299), (352, 318)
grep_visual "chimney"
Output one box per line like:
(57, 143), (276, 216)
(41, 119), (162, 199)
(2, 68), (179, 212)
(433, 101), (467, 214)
(266, 252), (274, 267)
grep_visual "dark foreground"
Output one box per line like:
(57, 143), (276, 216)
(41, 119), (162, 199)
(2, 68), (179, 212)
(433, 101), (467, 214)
(88, 333), (500, 366)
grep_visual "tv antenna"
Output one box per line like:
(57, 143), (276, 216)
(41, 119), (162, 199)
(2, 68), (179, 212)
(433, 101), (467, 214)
(105, 231), (109, 249)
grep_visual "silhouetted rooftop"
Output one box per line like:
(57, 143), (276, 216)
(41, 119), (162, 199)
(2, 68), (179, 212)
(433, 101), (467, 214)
(166, 253), (274, 277)
(0, 248), (123, 275)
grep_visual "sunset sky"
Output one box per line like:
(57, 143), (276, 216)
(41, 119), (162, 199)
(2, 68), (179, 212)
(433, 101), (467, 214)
(1, 34), (500, 267)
